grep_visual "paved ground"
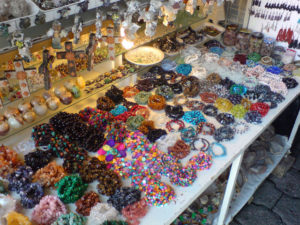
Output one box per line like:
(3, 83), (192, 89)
(230, 148), (300, 225)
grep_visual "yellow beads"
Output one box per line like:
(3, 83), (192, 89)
(6, 212), (32, 225)
(214, 98), (233, 112)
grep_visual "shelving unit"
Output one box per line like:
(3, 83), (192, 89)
(212, 135), (290, 225)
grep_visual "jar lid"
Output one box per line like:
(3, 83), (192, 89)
(239, 29), (251, 34)
(263, 37), (275, 44)
(251, 32), (263, 39)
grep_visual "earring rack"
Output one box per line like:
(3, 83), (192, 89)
(248, 0), (300, 60)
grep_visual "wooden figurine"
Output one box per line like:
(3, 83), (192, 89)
(47, 21), (68, 49)
(56, 42), (86, 77)
(86, 33), (97, 71)
(39, 50), (54, 90)
(72, 15), (83, 44)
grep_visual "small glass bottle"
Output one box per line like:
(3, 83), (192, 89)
(223, 24), (239, 46)
(260, 37), (275, 56)
(235, 29), (251, 53)
(249, 32), (263, 54)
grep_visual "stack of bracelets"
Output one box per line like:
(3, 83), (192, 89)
(2, 43), (299, 225)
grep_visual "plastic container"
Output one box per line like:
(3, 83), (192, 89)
(282, 49), (296, 64)
(223, 24), (239, 46)
(1, 0), (39, 33)
(260, 37), (275, 57)
(235, 29), (251, 53)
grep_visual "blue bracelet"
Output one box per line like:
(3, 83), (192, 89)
(176, 64), (192, 76)
(110, 105), (127, 116)
(266, 66), (282, 75)
(209, 47), (224, 56)
(208, 142), (227, 158)
(180, 127), (197, 143)
(183, 111), (206, 125)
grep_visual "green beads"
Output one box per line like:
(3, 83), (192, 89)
(102, 221), (128, 225)
(126, 115), (144, 130)
(55, 175), (88, 204)
(52, 212), (86, 225)
(134, 91), (152, 105)
(231, 104), (247, 119)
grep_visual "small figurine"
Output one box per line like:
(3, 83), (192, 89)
(72, 15), (83, 44)
(58, 7), (71, 19)
(39, 50), (54, 90)
(78, 0), (89, 12)
(10, 31), (32, 62)
(47, 20), (68, 49)
(86, 33), (97, 71)
(95, 11), (104, 39)
(56, 42), (85, 77)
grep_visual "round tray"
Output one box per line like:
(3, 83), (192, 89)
(125, 46), (165, 66)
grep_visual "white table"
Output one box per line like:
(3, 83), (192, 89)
(2, 70), (300, 225)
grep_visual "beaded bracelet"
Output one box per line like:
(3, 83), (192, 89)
(228, 94), (243, 105)
(231, 104), (248, 119)
(32, 195), (67, 225)
(229, 84), (247, 95)
(242, 76), (258, 90)
(196, 122), (215, 135)
(266, 66), (282, 75)
(176, 64), (192, 76)
(232, 121), (249, 134)
(5, 212), (32, 225)
(105, 85), (124, 104)
(161, 59), (177, 71)
(169, 83), (183, 94)
(155, 85), (174, 100)
(0, 145), (23, 179)
(180, 127), (197, 143)
(206, 73), (222, 84)
(241, 98), (252, 110)
(181, 76), (200, 97)
(213, 126), (235, 142)
(187, 152), (212, 171)
(244, 90), (261, 101)
(182, 111), (206, 125)
(211, 84), (230, 98)
(122, 198), (148, 225)
(247, 52), (261, 62)
(202, 105), (218, 117)
(136, 79), (155, 92)
(110, 105), (127, 116)
(134, 91), (152, 105)
(88, 203), (119, 225)
(166, 120), (185, 132)
(282, 77), (298, 89)
(209, 46), (224, 56)
(122, 86), (140, 98)
(260, 56), (273, 65)
(138, 120), (155, 135)
(220, 77), (235, 90)
(97, 96), (115, 111)
(97, 170), (122, 196)
(108, 187), (141, 212)
(168, 140), (191, 159)
(244, 111), (262, 124)
(165, 105), (184, 119)
(191, 138), (210, 151)
(250, 102), (270, 117)
(185, 100), (205, 111)
(200, 92), (218, 104)
(75, 191), (100, 216)
(55, 175), (88, 204)
(208, 142), (227, 157)
(126, 115), (145, 130)
(52, 212), (86, 225)
(233, 53), (247, 64)
(214, 98), (233, 112)
(169, 167), (197, 187)
(8, 166), (33, 193)
(173, 94), (187, 106)
(216, 113), (235, 126)
(147, 129), (167, 143)
(148, 95), (166, 110)
(19, 182), (44, 209)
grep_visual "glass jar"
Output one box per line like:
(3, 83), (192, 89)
(223, 24), (239, 46)
(249, 32), (263, 54)
(260, 37), (275, 56)
(235, 29), (251, 53)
